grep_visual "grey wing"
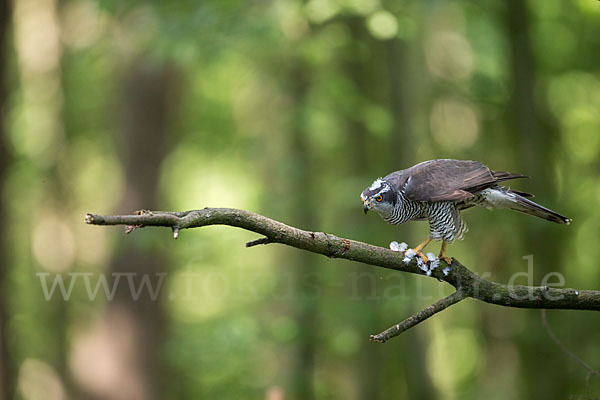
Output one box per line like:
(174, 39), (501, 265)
(381, 168), (411, 190)
(395, 159), (526, 202)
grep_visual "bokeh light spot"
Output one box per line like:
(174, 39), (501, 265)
(366, 10), (398, 40)
(330, 328), (360, 356)
(32, 214), (75, 273)
(305, 0), (340, 24)
(18, 358), (66, 400)
(425, 31), (474, 80)
(430, 98), (479, 151)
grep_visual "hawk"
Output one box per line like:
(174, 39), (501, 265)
(361, 159), (570, 264)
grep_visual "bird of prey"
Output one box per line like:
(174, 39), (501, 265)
(361, 159), (570, 264)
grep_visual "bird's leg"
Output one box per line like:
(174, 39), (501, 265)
(413, 237), (432, 263)
(402, 238), (439, 271)
(413, 237), (432, 253)
(438, 241), (452, 265)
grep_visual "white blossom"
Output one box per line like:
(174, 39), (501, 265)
(403, 248), (416, 264)
(416, 256), (428, 272)
(390, 242), (408, 252)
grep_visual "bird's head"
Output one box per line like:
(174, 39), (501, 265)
(361, 178), (397, 215)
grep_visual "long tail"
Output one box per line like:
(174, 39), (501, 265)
(482, 187), (571, 225)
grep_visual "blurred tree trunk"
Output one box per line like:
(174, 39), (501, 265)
(286, 62), (317, 400)
(506, 0), (553, 175)
(385, 36), (434, 400)
(343, 17), (383, 400)
(505, 1), (563, 399)
(386, 38), (412, 165)
(77, 60), (177, 400)
(505, 1), (561, 293)
(340, 15), (433, 399)
(0, 0), (13, 397)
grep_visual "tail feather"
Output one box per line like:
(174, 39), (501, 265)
(491, 170), (529, 182)
(511, 192), (571, 224)
(509, 189), (534, 198)
(482, 187), (571, 225)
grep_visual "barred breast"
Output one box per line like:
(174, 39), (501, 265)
(425, 201), (467, 243)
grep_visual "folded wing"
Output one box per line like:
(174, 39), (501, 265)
(396, 159), (527, 202)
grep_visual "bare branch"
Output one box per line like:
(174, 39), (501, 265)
(85, 208), (600, 341)
(542, 310), (600, 384)
(370, 290), (467, 343)
(245, 237), (274, 248)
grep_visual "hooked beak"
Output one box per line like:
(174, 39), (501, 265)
(363, 201), (371, 214)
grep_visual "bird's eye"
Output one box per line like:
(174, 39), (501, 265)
(376, 195), (383, 202)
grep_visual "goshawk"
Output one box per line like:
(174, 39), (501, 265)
(361, 159), (570, 264)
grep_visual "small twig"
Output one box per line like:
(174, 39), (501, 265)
(541, 310), (599, 374)
(541, 309), (600, 396)
(124, 209), (152, 234)
(125, 224), (144, 234)
(246, 237), (273, 247)
(370, 290), (467, 343)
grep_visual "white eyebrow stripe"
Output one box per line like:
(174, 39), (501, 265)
(369, 178), (385, 192)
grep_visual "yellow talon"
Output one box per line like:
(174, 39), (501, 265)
(411, 237), (432, 264)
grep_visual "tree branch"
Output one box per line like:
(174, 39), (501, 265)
(370, 290), (467, 343)
(85, 208), (600, 341)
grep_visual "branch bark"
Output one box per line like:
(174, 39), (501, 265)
(370, 290), (467, 343)
(85, 208), (600, 341)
